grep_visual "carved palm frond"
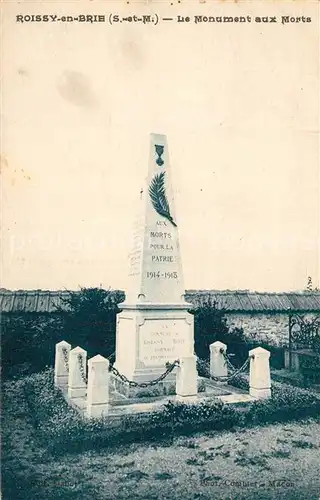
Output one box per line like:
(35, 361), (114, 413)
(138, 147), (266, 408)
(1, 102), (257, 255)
(148, 172), (177, 227)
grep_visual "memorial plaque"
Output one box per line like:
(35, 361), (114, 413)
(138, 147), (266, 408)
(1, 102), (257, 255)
(139, 318), (191, 367)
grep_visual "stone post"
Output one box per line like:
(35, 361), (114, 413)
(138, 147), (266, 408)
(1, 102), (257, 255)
(87, 355), (110, 418)
(176, 355), (198, 397)
(210, 341), (228, 379)
(54, 340), (71, 389)
(68, 346), (87, 399)
(284, 349), (300, 371)
(249, 347), (271, 399)
(291, 351), (300, 371)
(284, 349), (290, 369)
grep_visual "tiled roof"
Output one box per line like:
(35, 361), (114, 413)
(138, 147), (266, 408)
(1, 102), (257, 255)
(0, 289), (320, 313)
(184, 290), (320, 313)
(0, 290), (71, 313)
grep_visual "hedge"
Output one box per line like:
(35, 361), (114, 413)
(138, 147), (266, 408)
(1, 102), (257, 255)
(3, 369), (320, 456)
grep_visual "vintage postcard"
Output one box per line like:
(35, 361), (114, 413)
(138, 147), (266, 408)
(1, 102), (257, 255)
(1, 0), (319, 499)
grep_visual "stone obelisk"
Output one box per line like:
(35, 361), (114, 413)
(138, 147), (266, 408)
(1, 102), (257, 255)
(114, 133), (194, 383)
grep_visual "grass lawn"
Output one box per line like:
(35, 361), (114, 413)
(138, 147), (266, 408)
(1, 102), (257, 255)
(2, 396), (320, 500)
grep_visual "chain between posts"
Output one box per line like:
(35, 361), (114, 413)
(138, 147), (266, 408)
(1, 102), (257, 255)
(110, 360), (179, 388)
(222, 351), (238, 372)
(197, 352), (250, 382)
(214, 357), (250, 382)
(61, 347), (69, 371)
(75, 349), (251, 387)
(77, 354), (87, 384)
(76, 352), (114, 386)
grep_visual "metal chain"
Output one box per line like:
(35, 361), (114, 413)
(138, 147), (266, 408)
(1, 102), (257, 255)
(61, 347), (69, 371)
(225, 357), (236, 372)
(74, 349), (249, 387)
(110, 360), (179, 388)
(209, 357), (250, 382)
(196, 353), (250, 382)
(222, 351), (239, 373)
(77, 354), (87, 384)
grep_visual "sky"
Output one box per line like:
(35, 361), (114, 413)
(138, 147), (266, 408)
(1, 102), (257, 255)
(1, 0), (319, 293)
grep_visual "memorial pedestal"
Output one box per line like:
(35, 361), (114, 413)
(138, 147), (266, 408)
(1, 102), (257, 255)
(113, 302), (194, 384)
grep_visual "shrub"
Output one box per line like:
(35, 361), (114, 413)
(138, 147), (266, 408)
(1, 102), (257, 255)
(196, 358), (210, 377)
(245, 382), (320, 425)
(135, 386), (163, 398)
(189, 294), (246, 361)
(1, 287), (125, 380)
(231, 375), (320, 424)
(1, 314), (62, 379)
(158, 399), (240, 433)
(198, 378), (206, 393)
(4, 369), (320, 456)
(299, 352), (320, 384)
(53, 287), (125, 360)
(313, 335), (320, 354)
(228, 374), (250, 391)
(226, 340), (285, 370)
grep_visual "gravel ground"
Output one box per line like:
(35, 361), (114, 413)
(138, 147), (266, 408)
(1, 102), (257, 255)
(5, 418), (319, 500)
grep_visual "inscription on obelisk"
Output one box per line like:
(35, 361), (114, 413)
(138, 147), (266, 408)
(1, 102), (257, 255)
(125, 133), (187, 306)
(115, 133), (194, 382)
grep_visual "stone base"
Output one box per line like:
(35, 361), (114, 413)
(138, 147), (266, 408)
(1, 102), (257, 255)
(114, 304), (194, 384)
(54, 375), (68, 389)
(211, 379), (228, 387)
(110, 371), (177, 399)
(68, 386), (86, 399)
(109, 374), (220, 400)
(87, 403), (109, 418)
(249, 387), (271, 399)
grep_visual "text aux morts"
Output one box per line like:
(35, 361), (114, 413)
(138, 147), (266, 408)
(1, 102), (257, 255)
(149, 220), (174, 251)
(178, 15), (311, 24)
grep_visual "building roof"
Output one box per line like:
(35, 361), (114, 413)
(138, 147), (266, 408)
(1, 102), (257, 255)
(0, 289), (320, 314)
(185, 290), (320, 313)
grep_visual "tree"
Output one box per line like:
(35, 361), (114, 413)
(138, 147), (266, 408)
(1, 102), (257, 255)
(55, 287), (125, 359)
(192, 295), (246, 360)
(1, 287), (125, 380)
(306, 276), (313, 292)
(305, 276), (320, 292)
(1, 313), (62, 379)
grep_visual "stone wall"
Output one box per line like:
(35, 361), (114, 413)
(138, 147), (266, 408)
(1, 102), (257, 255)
(225, 312), (319, 347)
(226, 312), (290, 346)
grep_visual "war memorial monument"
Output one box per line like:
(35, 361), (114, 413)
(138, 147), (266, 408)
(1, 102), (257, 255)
(113, 133), (195, 385)
(54, 133), (271, 414)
